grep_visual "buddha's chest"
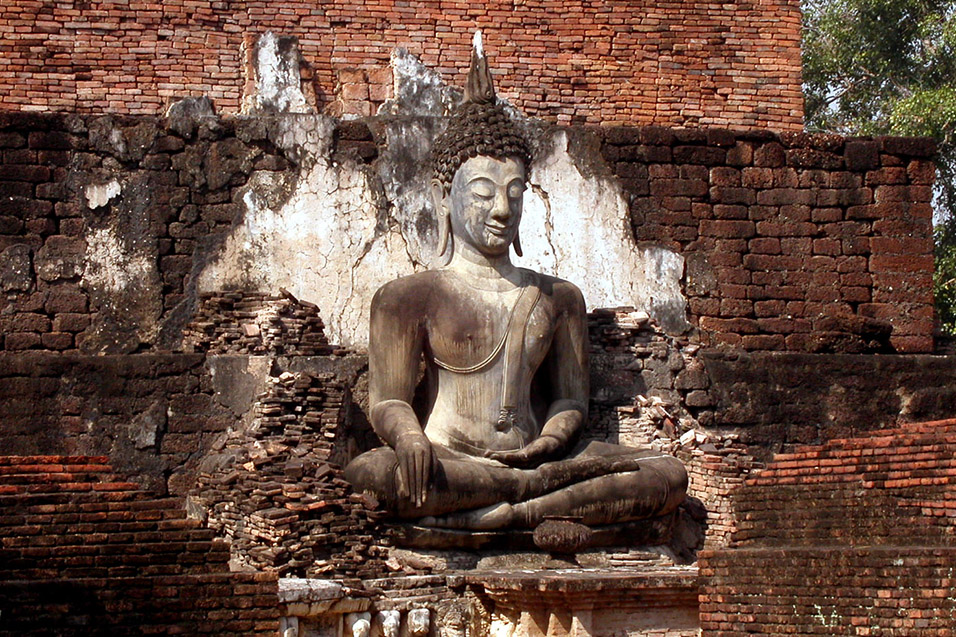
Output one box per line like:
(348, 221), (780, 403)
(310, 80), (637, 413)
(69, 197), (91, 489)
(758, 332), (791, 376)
(425, 287), (555, 373)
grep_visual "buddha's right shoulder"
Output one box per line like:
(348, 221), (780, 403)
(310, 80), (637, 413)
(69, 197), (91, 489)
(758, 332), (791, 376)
(371, 271), (442, 310)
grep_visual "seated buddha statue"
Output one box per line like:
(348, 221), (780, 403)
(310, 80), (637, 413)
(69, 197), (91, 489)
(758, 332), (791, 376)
(344, 36), (687, 531)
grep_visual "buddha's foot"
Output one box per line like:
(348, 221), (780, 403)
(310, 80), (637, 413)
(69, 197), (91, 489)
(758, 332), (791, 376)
(536, 454), (644, 493)
(418, 502), (515, 530)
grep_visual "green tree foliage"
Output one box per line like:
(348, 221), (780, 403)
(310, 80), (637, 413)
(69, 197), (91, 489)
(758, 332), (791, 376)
(802, 0), (956, 334)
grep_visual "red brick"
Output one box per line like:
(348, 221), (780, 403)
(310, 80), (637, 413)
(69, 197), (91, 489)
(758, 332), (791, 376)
(755, 221), (816, 237)
(753, 299), (785, 317)
(741, 334), (785, 350)
(699, 316), (759, 333)
(710, 167), (741, 186)
(754, 142), (786, 167)
(869, 254), (934, 273)
(741, 167), (773, 188)
(701, 219), (755, 238)
(756, 188), (813, 206)
(750, 237), (781, 254)
(40, 331), (74, 350)
(907, 159), (936, 185)
(709, 186), (756, 205)
(5, 332), (41, 350)
(874, 184), (933, 203)
(743, 254), (804, 271)
(813, 238), (841, 255)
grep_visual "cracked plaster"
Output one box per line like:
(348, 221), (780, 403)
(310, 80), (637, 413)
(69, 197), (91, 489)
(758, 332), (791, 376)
(197, 115), (416, 347)
(197, 120), (687, 347)
(196, 70), (688, 347)
(519, 131), (689, 334)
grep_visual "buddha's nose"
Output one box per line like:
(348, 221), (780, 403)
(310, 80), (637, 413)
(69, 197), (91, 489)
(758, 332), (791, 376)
(491, 190), (512, 220)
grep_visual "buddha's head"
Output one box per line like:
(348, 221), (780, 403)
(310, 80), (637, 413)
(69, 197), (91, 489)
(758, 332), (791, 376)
(430, 32), (532, 262)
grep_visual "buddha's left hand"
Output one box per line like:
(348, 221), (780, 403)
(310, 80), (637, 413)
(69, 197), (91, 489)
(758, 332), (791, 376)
(486, 434), (563, 468)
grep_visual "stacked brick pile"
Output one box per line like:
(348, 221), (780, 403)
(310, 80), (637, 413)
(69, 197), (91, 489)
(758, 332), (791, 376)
(699, 418), (956, 635)
(0, 455), (278, 635)
(601, 128), (936, 353)
(194, 370), (391, 583)
(0, 1), (803, 129)
(587, 308), (694, 447)
(678, 442), (759, 549)
(184, 290), (335, 356)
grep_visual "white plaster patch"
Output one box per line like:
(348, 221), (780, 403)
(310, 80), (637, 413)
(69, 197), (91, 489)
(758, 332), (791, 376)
(198, 117), (416, 348)
(84, 180), (121, 209)
(380, 48), (460, 117)
(243, 31), (312, 114)
(84, 225), (155, 293)
(517, 131), (689, 333)
(197, 121), (688, 349)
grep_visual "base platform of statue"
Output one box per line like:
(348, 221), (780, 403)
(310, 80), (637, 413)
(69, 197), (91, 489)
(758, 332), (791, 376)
(388, 511), (677, 551)
(278, 563), (699, 637)
(460, 565), (699, 637)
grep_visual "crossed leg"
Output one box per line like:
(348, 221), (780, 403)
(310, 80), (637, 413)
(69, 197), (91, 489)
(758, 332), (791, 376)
(344, 440), (687, 530)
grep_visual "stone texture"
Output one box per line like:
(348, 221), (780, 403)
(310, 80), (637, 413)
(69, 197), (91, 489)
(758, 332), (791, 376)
(0, 244), (33, 293)
(0, 110), (935, 353)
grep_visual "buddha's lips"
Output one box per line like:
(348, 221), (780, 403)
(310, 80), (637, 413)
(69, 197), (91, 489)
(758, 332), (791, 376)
(486, 223), (512, 237)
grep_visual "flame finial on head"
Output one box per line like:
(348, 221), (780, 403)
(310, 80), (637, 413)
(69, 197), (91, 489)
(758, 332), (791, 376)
(431, 29), (531, 186)
(430, 29), (533, 260)
(464, 29), (495, 105)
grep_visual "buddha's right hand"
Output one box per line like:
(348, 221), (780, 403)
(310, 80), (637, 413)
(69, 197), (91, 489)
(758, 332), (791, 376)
(394, 431), (433, 508)
(486, 434), (563, 468)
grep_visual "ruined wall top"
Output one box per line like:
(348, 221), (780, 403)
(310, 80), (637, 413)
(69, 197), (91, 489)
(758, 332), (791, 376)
(0, 0), (803, 129)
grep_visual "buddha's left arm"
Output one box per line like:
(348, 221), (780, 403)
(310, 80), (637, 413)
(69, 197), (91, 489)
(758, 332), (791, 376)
(539, 283), (589, 449)
(487, 282), (588, 467)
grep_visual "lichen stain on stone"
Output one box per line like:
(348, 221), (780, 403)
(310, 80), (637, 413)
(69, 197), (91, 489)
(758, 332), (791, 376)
(379, 48), (461, 118)
(376, 117), (446, 266)
(85, 227), (154, 294)
(243, 32), (314, 115)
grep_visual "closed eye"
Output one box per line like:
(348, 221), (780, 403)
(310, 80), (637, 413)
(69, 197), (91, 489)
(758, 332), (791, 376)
(508, 179), (526, 199)
(469, 178), (495, 199)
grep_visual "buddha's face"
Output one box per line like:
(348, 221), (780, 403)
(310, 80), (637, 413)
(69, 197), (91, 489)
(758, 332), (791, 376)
(445, 156), (526, 257)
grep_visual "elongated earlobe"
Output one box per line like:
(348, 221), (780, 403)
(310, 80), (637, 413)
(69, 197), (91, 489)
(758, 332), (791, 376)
(437, 208), (450, 257)
(513, 230), (523, 258)
(431, 179), (452, 264)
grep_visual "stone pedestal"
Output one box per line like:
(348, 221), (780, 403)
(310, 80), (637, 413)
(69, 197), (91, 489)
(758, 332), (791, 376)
(462, 568), (699, 637)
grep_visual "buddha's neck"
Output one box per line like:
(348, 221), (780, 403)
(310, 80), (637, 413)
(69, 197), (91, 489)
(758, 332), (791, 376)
(446, 248), (519, 285)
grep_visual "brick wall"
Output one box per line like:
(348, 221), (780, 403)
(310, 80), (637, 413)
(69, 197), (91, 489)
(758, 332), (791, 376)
(598, 128), (936, 353)
(699, 418), (956, 635)
(0, 0), (804, 129)
(0, 112), (937, 357)
(0, 352), (235, 495)
(192, 364), (391, 581)
(697, 351), (956, 447)
(0, 455), (279, 635)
